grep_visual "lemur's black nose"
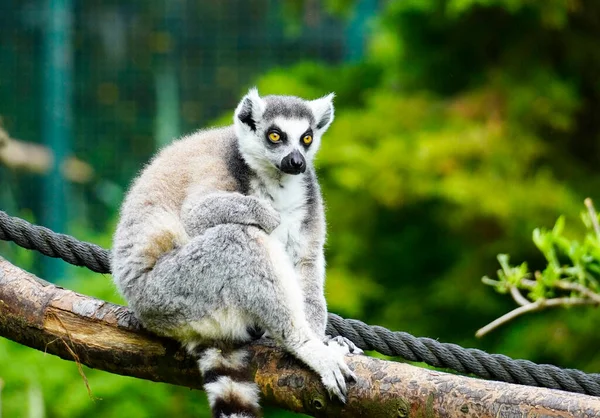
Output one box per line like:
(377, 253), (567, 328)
(290, 154), (304, 169)
(281, 149), (306, 175)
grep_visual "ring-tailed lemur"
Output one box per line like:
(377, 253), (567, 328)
(111, 89), (360, 418)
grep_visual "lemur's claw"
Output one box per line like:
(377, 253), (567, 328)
(347, 371), (357, 384)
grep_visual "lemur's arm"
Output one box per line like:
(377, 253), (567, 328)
(181, 192), (280, 237)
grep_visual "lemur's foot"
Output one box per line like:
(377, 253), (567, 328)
(324, 335), (364, 355)
(296, 339), (356, 403)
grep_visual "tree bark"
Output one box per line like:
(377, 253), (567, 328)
(1, 257), (599, 417)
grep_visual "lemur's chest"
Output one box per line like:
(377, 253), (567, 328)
(250, 177), (307, 260)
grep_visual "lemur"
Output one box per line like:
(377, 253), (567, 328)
(111, 89), (360, 418)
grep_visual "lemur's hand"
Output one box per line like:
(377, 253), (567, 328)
(324, 335), (364, 355)
(248, 197), (281, 234)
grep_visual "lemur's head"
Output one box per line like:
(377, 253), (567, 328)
(233, 88), (334, 176)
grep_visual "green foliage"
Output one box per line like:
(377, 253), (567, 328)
(484, 201), (600, 305)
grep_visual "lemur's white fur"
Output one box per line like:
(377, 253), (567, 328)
(204, 377), (261, 410)
(112, 89), (360, 418)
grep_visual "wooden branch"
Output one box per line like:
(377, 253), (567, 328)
(1, 257), (600, 417)
(0, 125), (93, 183)
(476, 297), (599, 338)
(509, 285), (530, 306)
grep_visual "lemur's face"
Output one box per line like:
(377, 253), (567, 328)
(234, 89), (334, 176)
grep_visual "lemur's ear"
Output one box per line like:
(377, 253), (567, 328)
(308, 93), (335, 133)
(234, 87), (266, 133)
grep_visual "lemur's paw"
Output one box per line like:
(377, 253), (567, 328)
(324, 335), (364, 356)
(261, 206), (281, 234)
(251, 197), (281, 234)
(298, 340), (356, 403)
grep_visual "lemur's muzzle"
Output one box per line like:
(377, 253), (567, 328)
(280, 149), (306, 175)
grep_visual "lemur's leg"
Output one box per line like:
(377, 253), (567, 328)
(181, 191), (363, 353)
(231, 227), (356, 402)
(297, 258), (328, 337)
(181, 191), (280, 237)
(181, 190), (336, 341)
(137, 224), (355, 402)
(182, 191), (361, 356)
(132, 222), (356, 402)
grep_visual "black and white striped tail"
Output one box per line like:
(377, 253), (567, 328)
(197, 347), (261, 418)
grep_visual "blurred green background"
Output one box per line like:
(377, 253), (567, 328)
(1, 0), (600, 416)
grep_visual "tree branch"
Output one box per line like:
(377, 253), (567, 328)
(509, 285), (530, 306)
(519, 277), (600, 303)
(1, 257), (599, 417)
(476, 296), (600, 338)
(0, 124), (93, 183)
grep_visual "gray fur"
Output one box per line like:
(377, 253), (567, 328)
(112, 89), (358, 417)
(182, 193), (281, 237)
(262, 95), (315, 124)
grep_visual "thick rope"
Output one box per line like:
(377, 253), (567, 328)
(326, 314), (600, 396)
(0, 211), (110, 273)
(1, 210), (600, 396)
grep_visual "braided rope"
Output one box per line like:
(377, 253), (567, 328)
(326, 314), (600, 395)
(0, 211), (110, 273)
(1, 210), (600, 396)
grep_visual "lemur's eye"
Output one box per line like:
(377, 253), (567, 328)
(268, 132), (281, 142)
(302, 135), (313, 145)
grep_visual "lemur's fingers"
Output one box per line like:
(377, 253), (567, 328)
(347, 370), (357, 383)
(324, 335), (364, 355)
(327, 385), (346, 404)
(320, 368), (342, 401)
(296, 339), (350, 403)
(326, 352), (356, 403)
(339, 358), (357, 383)
(324, 366), (347, 403)
(333, 367), (348, 402)
(341, 336), (363, 355)
(318, 362), (347, 403)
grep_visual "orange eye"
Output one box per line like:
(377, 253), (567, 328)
(268, 132), (281, 142)
(303, 135), (313, 145)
